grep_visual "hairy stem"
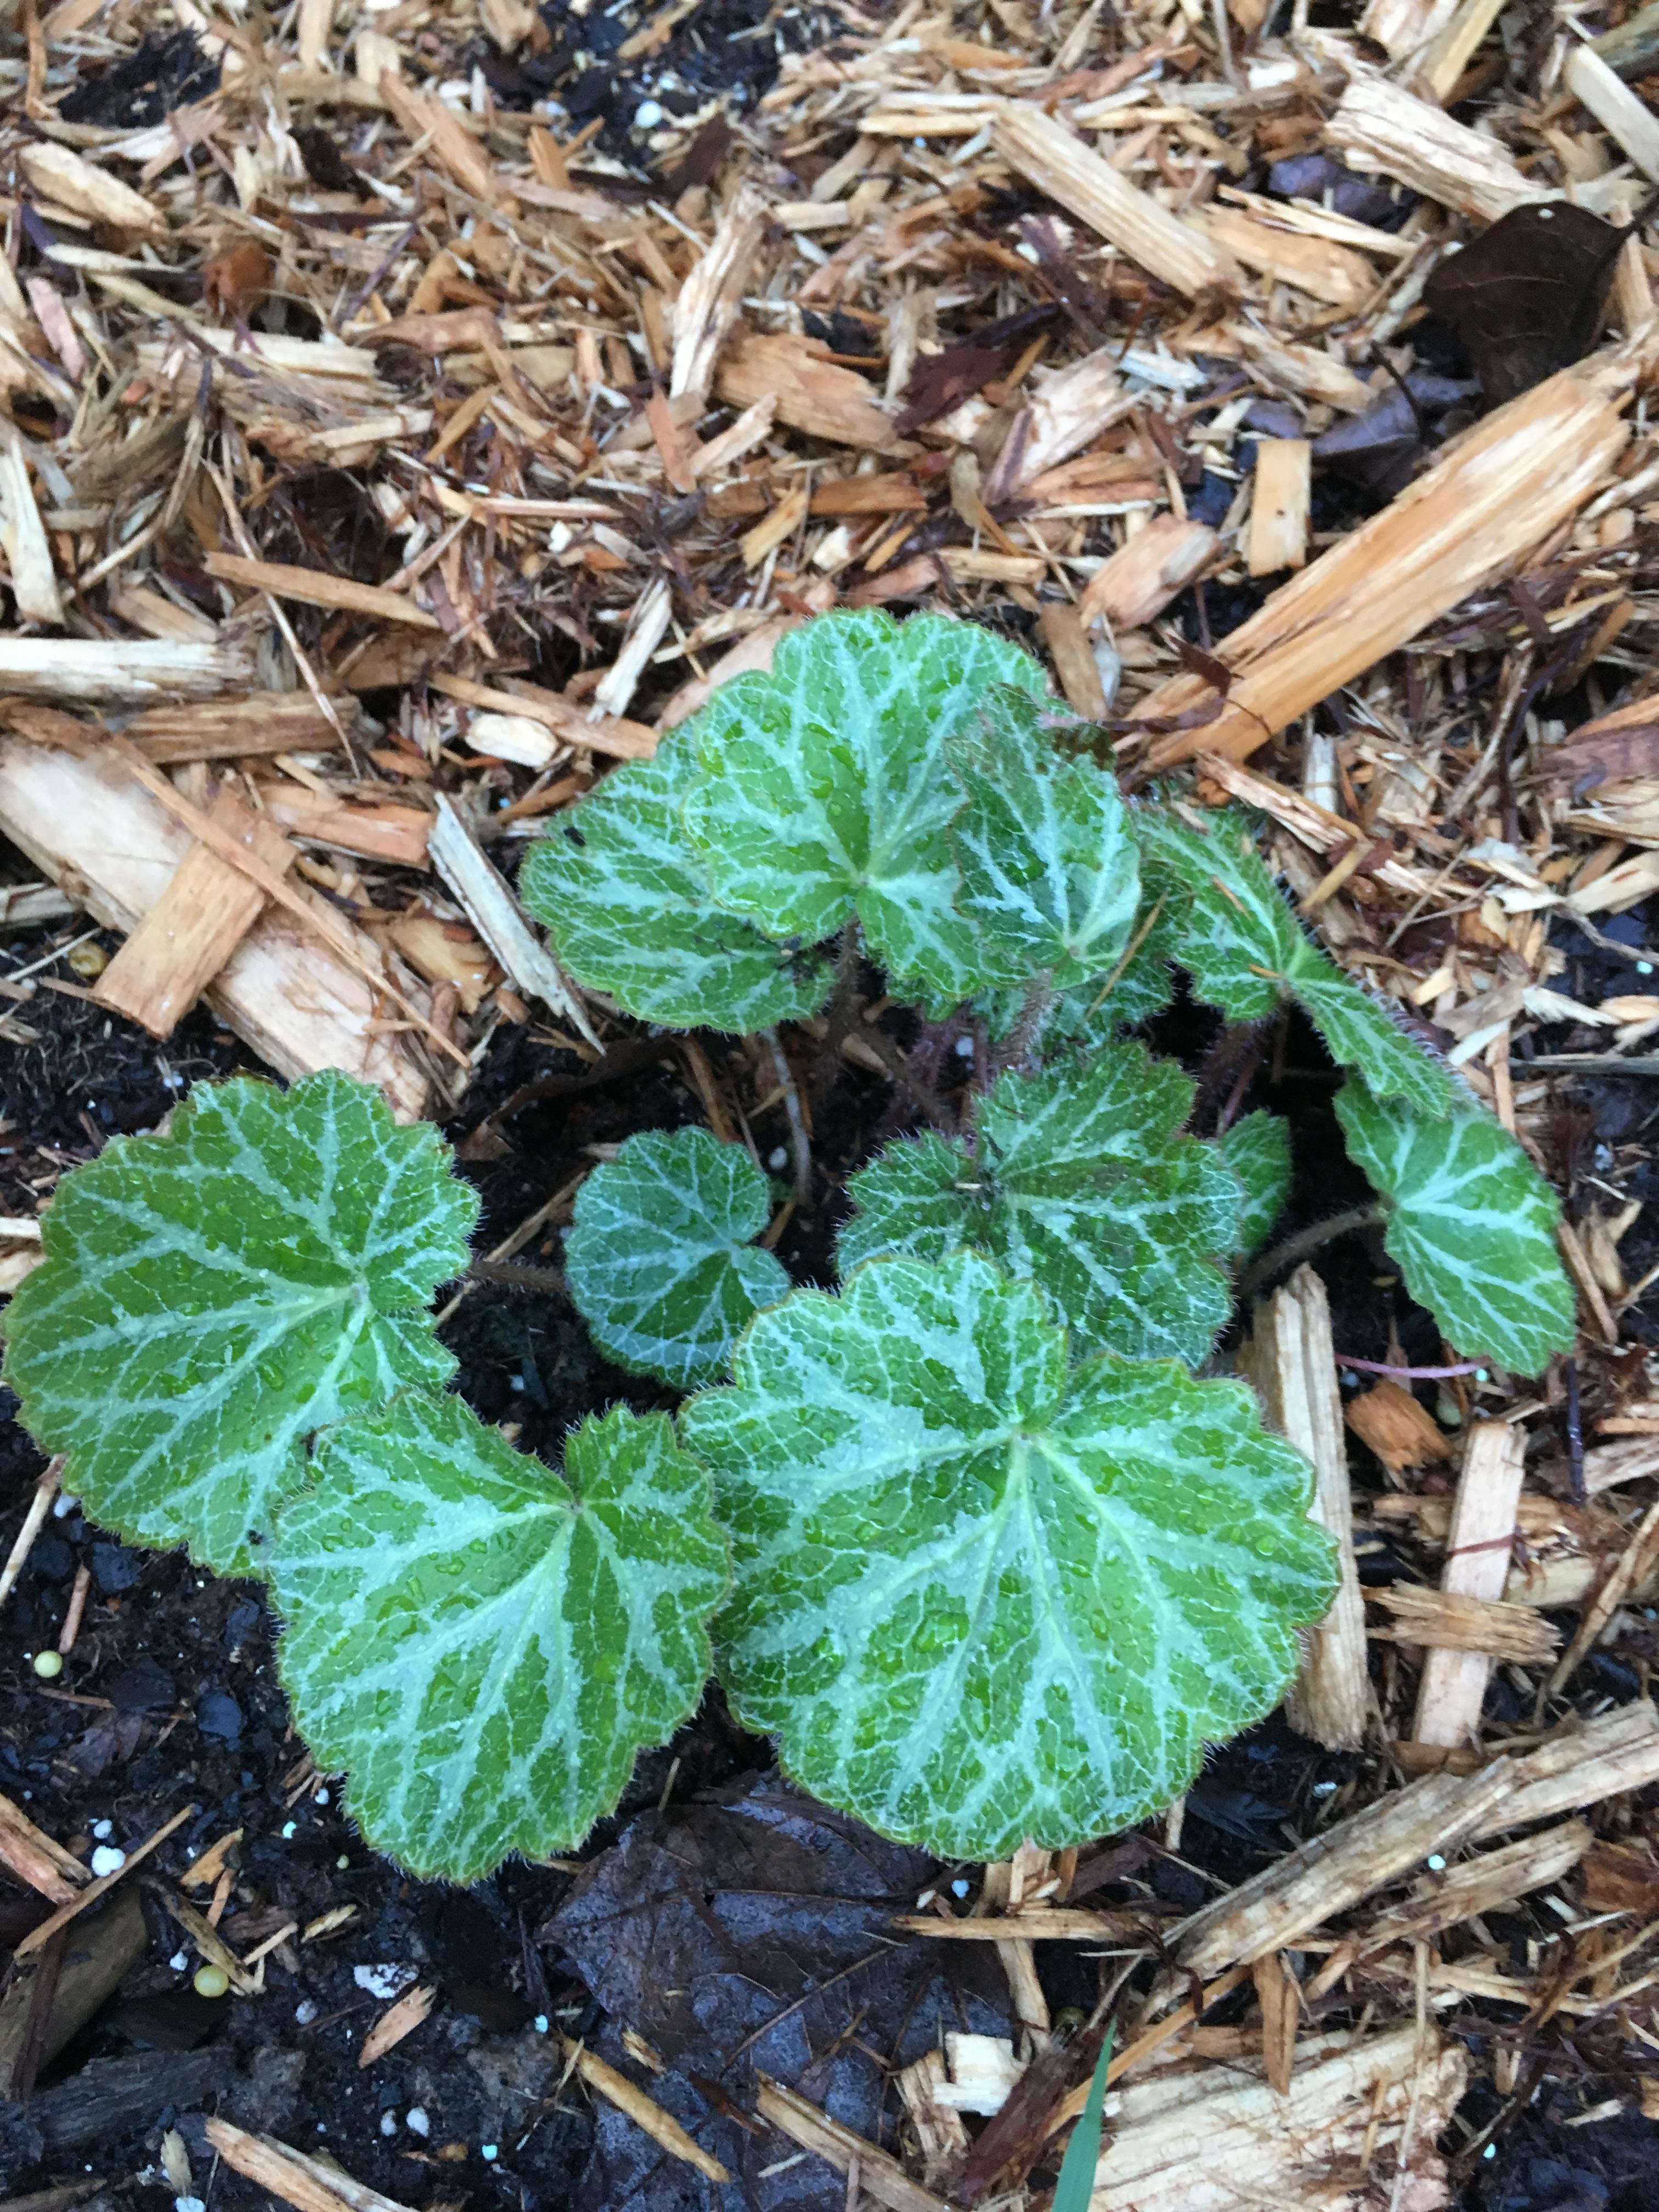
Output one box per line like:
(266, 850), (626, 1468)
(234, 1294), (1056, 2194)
(1237, 1204), (1386, 1304)
(860, 1018), (959, 1133)
(998, 970), (1056, 1074)
(811, 917), (865, 1109)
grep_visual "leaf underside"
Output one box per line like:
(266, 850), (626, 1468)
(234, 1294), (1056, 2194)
(0, 1072), (475, 1577)
(1335, 1077), (1576, 1375)
(565, 1127), (790, 1387)
(684, 610), (1049, 1010)
(274, 1392), (728, 1883)
(1219, 1110), (1293, 1257)
(520, 731), (832, 1033)
(682, 1251), (1336, 1861)
(1138, 806), (1453, 1116)
(838, 1044), (1239, 1364)
(948, 688), (1139, 991)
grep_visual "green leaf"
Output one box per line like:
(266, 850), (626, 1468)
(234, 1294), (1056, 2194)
(682, 1251), (1337, 1860)
(838, 1045), (1239, 1364)
(1137, 805), (1453, 1115)
(519, 731), (832, 1033)
(947, 687), (1139, 990)
(1, 1073), (475, 1577)
(1219, 1110), (1291, 1256)
(683, 610), (1048, 1010)
(1335, 1078), (1576, 1375)
(837, 1131), (979, 1276)
(565, 1127), (790, 1387)
(1054, 2024), (1116, 2212)
(273, 1392), (728, 1883)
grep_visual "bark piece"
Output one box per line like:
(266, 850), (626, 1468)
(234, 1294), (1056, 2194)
(1092, 2024), (1464, 2211)
(1141, 367), (1629, 767)
(428, 794), (596, 1043)
(1345, 1380), (1454, 1472)
(1246, 438), (1310, 577)
(430, 670), (657, 760)
(0, 738), (428, 1118)
(1240, 1267), (1368, 1752)
(0, 1888), (148, 2086)
(1358, 1821), (1592, 1955)
(671, 183), (769, 408)
(1326, 76), (1544, 222)
(716, 333), (901, 449)
(204, 551), (440, 629)
(129, 693), (356, 763)
(1373, 1584), (1560, 1662)
(992, 105), (1239, 300)
(1411, 1420), (1525, 1749)
(754, 2076), (950, 2212)
(0, 637), (254, 701)
(94, 787), (297, 1038)
(1173, 1763), (1513, 1976)
(1079, 516), (1218, 631)
(0, 427), (61, 625)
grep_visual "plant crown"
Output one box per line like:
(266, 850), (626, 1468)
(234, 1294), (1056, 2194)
(3, 610), (1575, 1881)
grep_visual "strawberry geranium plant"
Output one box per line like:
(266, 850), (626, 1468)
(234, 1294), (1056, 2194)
(2, 610), (1575, 1881)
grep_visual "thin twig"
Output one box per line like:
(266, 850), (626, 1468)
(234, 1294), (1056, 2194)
(1565, 1355), (1585, 1506)
(765, 1028), (812, 1210)
(1335, 1354), (1483, 1380)
(1238, 1205), (1386, 1302)
(467, 1257), (568, 1298)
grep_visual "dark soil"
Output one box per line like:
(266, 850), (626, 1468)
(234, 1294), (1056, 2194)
(4, 887), (1659, 2212)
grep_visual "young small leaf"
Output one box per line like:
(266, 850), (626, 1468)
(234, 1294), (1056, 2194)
(1219, 1110), (1292, 1256)
(566, 1127), (790, 1387)
(947, 688), (1139, 989)
(1138, 806), (1453, 1116)
(273, 1392), (728, 1883)
(1334, 1077), (1576, 1375)
(682, 1251), (1336, 1860)
(520, 731), (832, 1033)
(1, 1073), (475, 1577)
(684, 610), (1048, 1009)
(838, 1045), (1238, 1364)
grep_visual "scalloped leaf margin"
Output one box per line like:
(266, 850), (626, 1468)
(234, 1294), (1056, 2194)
(0, 1071), (475, 1577)
(682, 1250), (1337, 1860)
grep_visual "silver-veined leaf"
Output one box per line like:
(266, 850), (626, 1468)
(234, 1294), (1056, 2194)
(947, 688), (1139, 990)
(681, 1251), (1337, 1860)
(838, 1045), (1238, 1363)
(1219, 1110), (1291, 1256)
(1, 1072), (475, 1577)
(682, 611), (1048, 1009)
(1137, 805), (1453, 1115)
(566, 1127), (789, 1387)
(519, 731), (832, 1033)
(273, 1392), (727, 1882)
(1335, 1077), (1575, 1375)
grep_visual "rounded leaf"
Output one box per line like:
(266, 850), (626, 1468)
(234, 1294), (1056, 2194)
(1218, 1110), (1292, 1256)
(567, 1127), (790, 1386)
(520, 731), (832, 1032)
(948, 689), (1139, 990)
(684, 611), (1048, 1009)
(838, 1045), (1238, 1364)
(682, 1252), (1337, 1860)
(1335, 1077), (1575, 1375)
(1138, 805), (1453, 1116)
(1, 1072), (476, 1576)
(273, 1392), (728, 1882)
